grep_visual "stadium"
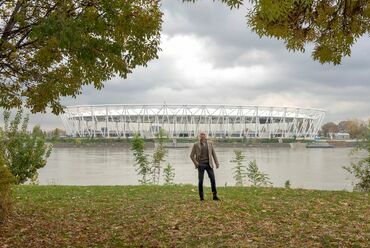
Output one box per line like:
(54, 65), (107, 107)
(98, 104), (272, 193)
(60, 104), (326, 139)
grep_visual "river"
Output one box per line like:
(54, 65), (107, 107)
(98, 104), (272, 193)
(38, 146), (365, 191)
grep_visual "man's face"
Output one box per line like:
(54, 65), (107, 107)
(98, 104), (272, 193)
(200, 132), (207, 141)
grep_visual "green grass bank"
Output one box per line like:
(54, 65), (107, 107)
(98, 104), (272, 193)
(0, 185), (369, 247)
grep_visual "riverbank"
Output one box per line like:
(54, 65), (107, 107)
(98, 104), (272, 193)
(1, 185), (368, 247)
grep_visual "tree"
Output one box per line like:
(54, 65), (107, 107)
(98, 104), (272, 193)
(230, 150), (247, 186)
(0, 109), (52, 184)
(321, 122), (339, 137)
(246, 159), (272, 187)
(151, 128), (168, 184)
(186, 0), (370, 65)
(338, 119), (368, 138)
(343, 123), (370, 191)
(0, 1), (162, 114)
(130, 133), (151, 185)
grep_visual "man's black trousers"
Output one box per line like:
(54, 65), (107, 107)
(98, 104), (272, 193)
(198, 162), (217, 198)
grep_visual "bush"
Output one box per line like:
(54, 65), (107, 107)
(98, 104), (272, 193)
(0, 154), (15, 222)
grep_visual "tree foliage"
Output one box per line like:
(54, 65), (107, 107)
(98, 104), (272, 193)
(338, 119), (368, 138)
(321, 122), (339, 137)
(0, 0), (162, 113)
(130, 133), (151, 185)
(188, 0), (370, 65)
(248, 0), (370, 65)
(0, 109), (52, 184)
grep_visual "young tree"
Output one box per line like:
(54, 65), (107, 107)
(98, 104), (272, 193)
(151, 128), (168, 184)
(0, 109), (52, 184)
(130, 133), (151, 185)
(246, 160), (272, 187)
(230, 150), (247, 186)
(163, 163), (175, 185)
(0, 1), (162, 113)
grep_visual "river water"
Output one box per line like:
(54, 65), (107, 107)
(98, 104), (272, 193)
(38, 147), (365, 191)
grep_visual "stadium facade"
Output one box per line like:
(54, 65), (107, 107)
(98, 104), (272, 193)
(60, 104), (326, 139)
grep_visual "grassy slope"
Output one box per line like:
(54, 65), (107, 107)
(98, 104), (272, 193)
(0, 185), (369, 247)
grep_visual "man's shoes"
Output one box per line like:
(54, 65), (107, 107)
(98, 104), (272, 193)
(213, 194), (220, 201)
(200, 192), (204, 201)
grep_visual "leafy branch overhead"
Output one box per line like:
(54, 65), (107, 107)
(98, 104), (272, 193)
(187, 0), (370, 65)
(0, 1), (162, 114)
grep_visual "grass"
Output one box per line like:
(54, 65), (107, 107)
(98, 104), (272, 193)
(0, 185), (369, 247)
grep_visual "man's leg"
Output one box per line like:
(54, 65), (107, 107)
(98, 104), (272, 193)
(198, 164), (206, 200)
(205, 164), (219, 200)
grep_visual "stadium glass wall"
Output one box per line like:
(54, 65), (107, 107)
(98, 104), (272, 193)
(61, 104), (326, 139)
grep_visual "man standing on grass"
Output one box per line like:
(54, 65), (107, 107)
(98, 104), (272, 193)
(190, 131), (220, 201)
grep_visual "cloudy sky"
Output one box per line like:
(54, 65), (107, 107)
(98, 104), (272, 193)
(30, 0), (370, 130)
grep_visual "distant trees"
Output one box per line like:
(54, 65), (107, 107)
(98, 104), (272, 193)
(338, 120), (368, 138)
(321, 119), (369, 139)
(321, 122), (339, 137)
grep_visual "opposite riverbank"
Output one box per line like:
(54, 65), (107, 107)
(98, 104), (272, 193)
(0, 185), (368, 247)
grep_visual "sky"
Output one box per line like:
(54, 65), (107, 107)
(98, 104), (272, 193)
(26, 0), (370, 130)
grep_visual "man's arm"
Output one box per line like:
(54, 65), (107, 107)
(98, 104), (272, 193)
(211, 143), (220, 168)
(190, 144), (199, 169)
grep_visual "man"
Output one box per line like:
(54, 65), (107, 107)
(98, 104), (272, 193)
(190, 131), (220, 201)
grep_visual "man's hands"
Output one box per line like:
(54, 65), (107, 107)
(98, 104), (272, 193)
(216, 164), (219, 169)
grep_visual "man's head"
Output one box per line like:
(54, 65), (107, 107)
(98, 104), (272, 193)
(199, 131), (207, 142)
